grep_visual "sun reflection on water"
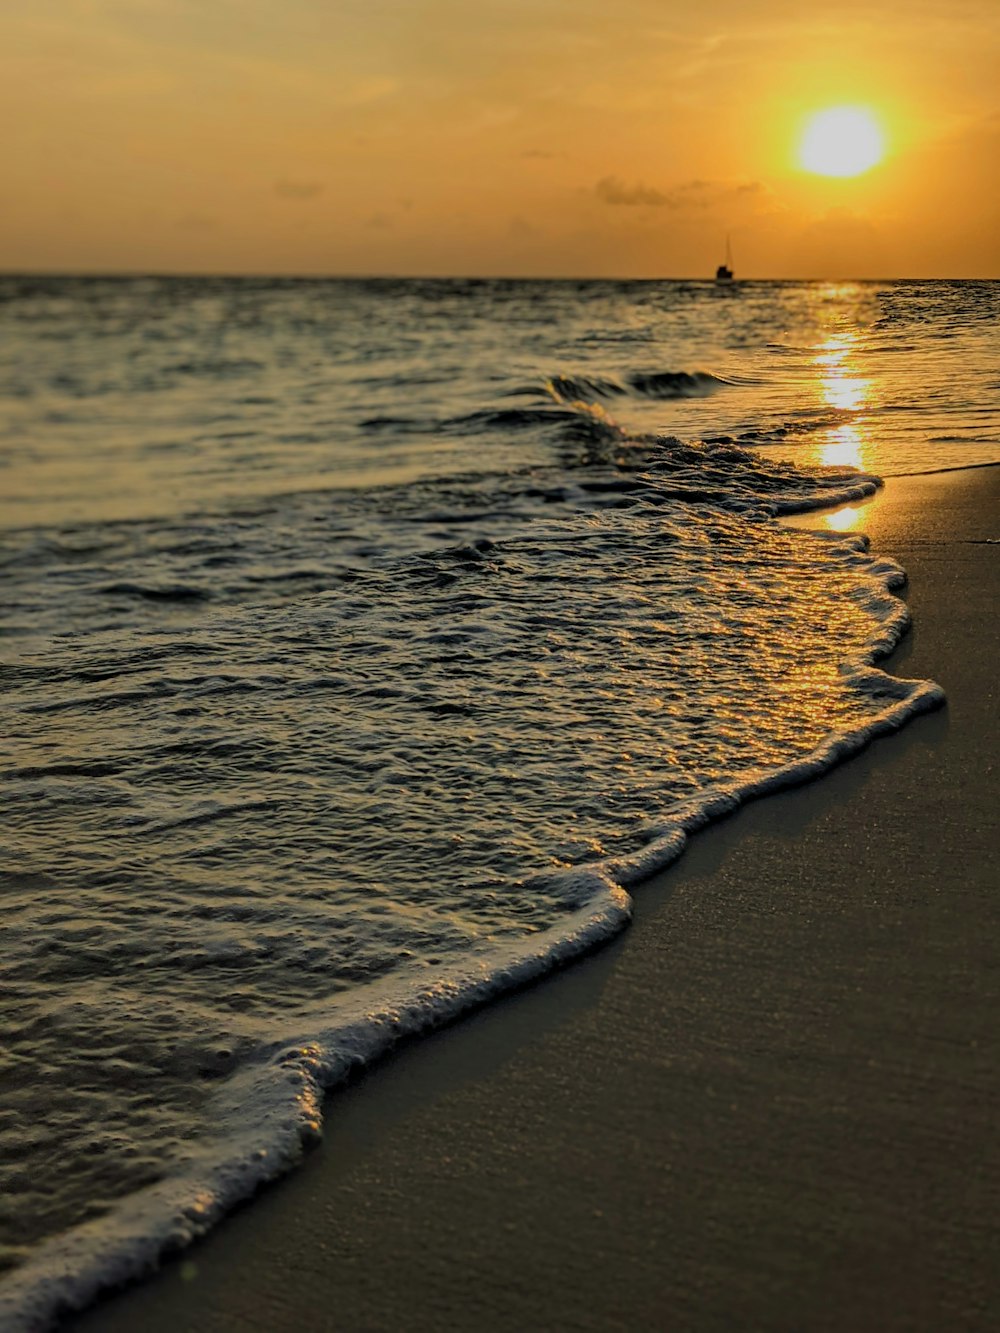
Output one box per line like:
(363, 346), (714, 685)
(822, 373), (870, 412)
(811, 324), (876, 473)
(819, 423), (865, 469)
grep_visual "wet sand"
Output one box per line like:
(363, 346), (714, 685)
(73, 468), (999, 1333)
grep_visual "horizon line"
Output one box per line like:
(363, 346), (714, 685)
(1, 269), (997, 284)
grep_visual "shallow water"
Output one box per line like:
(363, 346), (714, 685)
(2, 277), (995, 1328)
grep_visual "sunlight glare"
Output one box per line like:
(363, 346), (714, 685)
(823, 376), (870, 412)
(823, 506), (863, 532)
(819, 424), (866, 470)
(816, 336), (872, 411)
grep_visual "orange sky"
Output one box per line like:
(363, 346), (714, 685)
(2, 0), (998, 278)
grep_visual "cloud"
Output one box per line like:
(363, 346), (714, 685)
(595, 176), (671, 207)
(365, 212), (394, 230)
(595, 176), (762, 209)
(521, 148), (559, 159)
(274, 178), (324, 199)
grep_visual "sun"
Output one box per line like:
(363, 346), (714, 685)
(798, 106), (885, 178)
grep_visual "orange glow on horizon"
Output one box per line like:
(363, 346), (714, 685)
(0, 3), (996, 277)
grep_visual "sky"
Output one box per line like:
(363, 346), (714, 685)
(2, 0), (999, 278)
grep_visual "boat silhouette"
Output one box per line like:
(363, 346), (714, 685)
(715, 235), (735, 282)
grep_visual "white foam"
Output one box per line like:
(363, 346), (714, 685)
(0, 531), (944, 1332)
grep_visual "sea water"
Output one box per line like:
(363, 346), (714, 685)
(2, 277), (997, 1328)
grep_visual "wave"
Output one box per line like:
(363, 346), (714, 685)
(2, 556), (942, 1328)
(1, 450), (943, 1329)
(443, 406), (588, 431)
(359, 403), (627, 451)
(628, 369), (733, 398)
(357, 369), (734, 456)
(545, 369), (734, 405)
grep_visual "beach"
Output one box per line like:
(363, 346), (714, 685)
(69, 467), (998, 1332)
(2, 0), (999, 1313)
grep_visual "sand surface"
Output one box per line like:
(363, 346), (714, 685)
(72, 469), (999, 1333)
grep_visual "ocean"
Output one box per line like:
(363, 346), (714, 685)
(3, 276), (998, 1328)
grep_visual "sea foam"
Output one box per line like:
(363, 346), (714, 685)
(2, 456), (942, 1331)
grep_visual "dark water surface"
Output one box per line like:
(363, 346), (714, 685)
(2, 277), (995, 1328)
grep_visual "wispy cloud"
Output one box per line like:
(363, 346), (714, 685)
(274, 178), (324, 199)
(595, 176), (670, 207)
(595, 176), (761, 208)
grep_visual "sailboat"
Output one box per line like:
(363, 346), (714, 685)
(715, 234), (735, 283)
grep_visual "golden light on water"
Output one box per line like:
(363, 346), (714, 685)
(817, 334), (873, 412)
(812, 326), (873, 471)
(798, 107), (886, 178)
(819, 424), (865, 470)
(823, 378), (869, 412)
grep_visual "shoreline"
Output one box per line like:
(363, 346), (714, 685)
(68, 466), (1000, 1332)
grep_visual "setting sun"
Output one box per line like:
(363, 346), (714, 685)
(798, 107), (886, 178)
